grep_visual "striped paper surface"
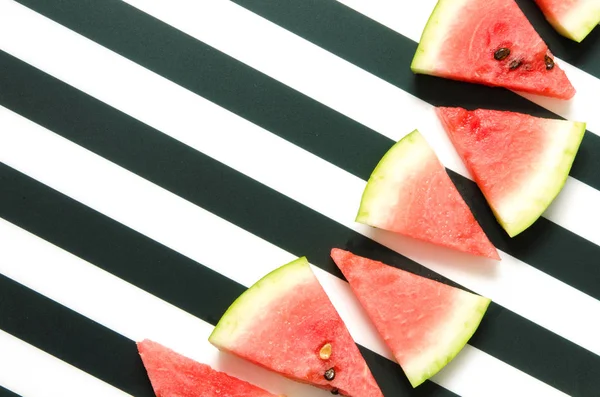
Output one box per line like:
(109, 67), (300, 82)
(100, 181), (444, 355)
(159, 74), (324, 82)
(1, 0), (599, 396)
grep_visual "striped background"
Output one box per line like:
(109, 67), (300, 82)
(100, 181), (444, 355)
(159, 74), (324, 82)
(0, 0), (599, 396)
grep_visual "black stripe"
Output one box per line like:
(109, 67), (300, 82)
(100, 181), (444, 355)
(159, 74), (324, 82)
(514, 0), (600, 78)
(0, 60), (596, 396)
(0, 386), (20, 397)
(230, 0), (600, 192)
(1, 3), (599, 304)
(14, 0), (600, 192)
(0, 165), (455, 397)
(0, 271), (154, 396)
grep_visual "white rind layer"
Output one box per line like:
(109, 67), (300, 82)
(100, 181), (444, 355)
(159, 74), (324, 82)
(209, 257), (314, 347)
(547, 1), (600, 42)
(410, 0), (471, 73)
(402, 290), (491, 388)
(355, 130), (435, 227)
(493, 120), (586, 237)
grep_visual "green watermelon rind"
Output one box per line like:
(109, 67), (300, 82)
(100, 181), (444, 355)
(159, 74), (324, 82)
(208, 256), (313, 349)
(403, 292), (491, 388)
(356, 129), (432, 225)
(410, 0), (468, 74)
(540, 2), (600, 43)
(493, 120), (586, 238)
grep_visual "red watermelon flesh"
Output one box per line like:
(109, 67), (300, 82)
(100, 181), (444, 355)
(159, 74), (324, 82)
(209, 257), (383, 397)
(534, 0), (600, 42)
(330, 249), (491, 388)
(411, 0), (576, 100)
(436, 107), (585, 237)
(356, 129), (500, 260)
(136, 339), (279, 397)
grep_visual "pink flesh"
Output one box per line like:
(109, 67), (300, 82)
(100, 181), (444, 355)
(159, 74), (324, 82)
(534, 0), (578, 20)
(331, 249), (461, 366)
(379, 149), (499, 260)
(433, 0), (575, 99)
(137, 339), (277, 397)
(436, 107), (550, 206)
(227, 277), (383, 397)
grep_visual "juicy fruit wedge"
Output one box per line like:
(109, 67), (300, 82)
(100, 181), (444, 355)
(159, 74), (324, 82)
(356, 129), (500, 260)
(136, 339), (279, 397)
(208, 257), (383, 397)
(411, 0), (576, 100)
(534, 0), (600, 42)
(436, 107), (586, 237)
(330, 248), (491, 388)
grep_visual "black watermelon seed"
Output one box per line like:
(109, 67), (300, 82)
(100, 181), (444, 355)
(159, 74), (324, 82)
(509, 59), (522, 70)
(324, 368), (336, 381)
(331, 389), (339, 395)
(545, 55), (555, 70)
(494, 47), (511, 61)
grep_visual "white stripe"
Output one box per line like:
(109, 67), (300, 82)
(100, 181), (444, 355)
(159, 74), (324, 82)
(115, 0), (599, 247)
(0, 329), (130, 397)
(0, 218), (328, 397)
(0, 0), (598, 355)
(0, 0), (597, 359)
(0, 107), (565, 397)
(335, 0), (600, 135)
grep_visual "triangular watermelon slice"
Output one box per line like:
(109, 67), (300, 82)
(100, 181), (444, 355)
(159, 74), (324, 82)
(330, 248), (491, 388)
(534, 0), (600, 43)
(136, 339), (280, 397)
(208, 257), (383, 397)
(411, 0), (576, 100)
(436, 106), (586, 237)
(356, 129), (500, 260)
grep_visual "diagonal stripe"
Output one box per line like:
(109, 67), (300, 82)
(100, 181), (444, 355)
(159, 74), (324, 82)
(0, 218), (330, 397)
(0, 175), (456, 397)
(511, 0), (600, 78)
(0, 90), (594, 395)
(0, 385), (20, 397)
(294, 0), (600, 137)
(228, 0), (600, 191)
(0, 160), (566, 397)
(0, 273), (154, 397)
(333, 0), (600, 81)
(0, 331), (131, 397)
(0, 1), (598, 341)
(11, 0), (600, 193)
(109, 0), (600, 297)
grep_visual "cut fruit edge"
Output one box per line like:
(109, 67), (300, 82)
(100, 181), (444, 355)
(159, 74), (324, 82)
(491, 120), (586, 237)
(435, 108), (586, 237)
(208, 257), (315, 347)
(539, 1), (600, 42)
(410, 0), (576, 100)
(330, 248), (491, 388)
(401, 289), (491, 387)
(355, 129), (500, 260)
(410, 0), (470, 74)
(136, 339), (281, 397)
(208, 257), (384, 397)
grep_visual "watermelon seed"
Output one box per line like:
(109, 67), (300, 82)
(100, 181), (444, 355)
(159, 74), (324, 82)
(331, 389), (339, 395)
(509, 59), (522, 70)
(493, 48), (510, 61)
(319, 343), (332, 360)
(324, 368), (336, 381)
(545, 55), (555, 70)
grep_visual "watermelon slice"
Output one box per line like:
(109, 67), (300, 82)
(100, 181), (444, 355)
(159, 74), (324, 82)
(356, 129), (500, 260)
(436, 107), (586, 237)
(208, 257), (383, 397)
(411, 0), (576, 100)
(330, 248), (491, 388)
(534, 0), (600, 42)
(136, 339), (280, 397)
